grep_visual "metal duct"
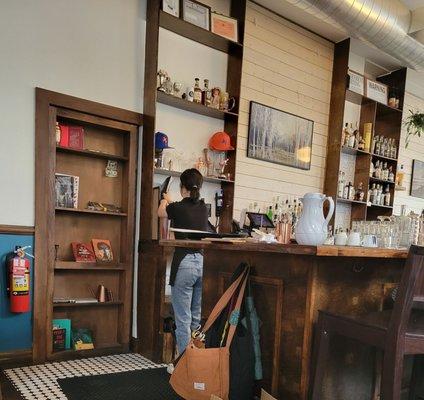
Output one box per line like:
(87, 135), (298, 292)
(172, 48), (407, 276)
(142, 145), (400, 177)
(285, 0), (424, 71)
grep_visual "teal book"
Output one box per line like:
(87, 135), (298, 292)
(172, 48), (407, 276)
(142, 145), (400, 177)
(52, 319), (71, 350)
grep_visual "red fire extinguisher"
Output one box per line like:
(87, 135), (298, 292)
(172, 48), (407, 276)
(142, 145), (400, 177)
(6, 246), (32, 313)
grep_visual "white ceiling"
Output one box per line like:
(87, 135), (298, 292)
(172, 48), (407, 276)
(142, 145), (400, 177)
(254, 0), (424, 98)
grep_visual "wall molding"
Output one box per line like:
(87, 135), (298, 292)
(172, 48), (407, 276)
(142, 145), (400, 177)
(0, 225), (35, 235)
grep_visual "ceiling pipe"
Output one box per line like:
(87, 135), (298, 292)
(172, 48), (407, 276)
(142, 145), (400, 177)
(285, 0), (424, 71)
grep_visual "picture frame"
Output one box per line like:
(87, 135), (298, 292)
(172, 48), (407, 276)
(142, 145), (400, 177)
(91, 239), (114, 262)
(247, 101), (314, 170)
(348, 69), (364, 96)
(211, 12), (238, 42)
(162, 0), (180, 18)
(365, 78), (388, 105)
(182, 0), (210, 30)
(410, 159), (424, 199)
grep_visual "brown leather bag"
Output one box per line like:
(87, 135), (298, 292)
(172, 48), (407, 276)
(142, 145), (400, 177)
(170, 267), (249, 400)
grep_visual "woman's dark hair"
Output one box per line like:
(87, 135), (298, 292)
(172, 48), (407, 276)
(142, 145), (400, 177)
(180, 168), (203, 202)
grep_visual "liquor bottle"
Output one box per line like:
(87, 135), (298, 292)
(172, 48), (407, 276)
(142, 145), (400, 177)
(343, 182), (349, 199)
(202, 79), (212, 106)
(375, 184), (381, 205)
(341, 123), (348, 147)
(388, 166), (395, 182)
(355, 182), (364, 202)
(338, 172), (345, 198)
(399, 205), (412, 247)
(353, 123), (359, 148)
(391, 140), (397, 159)
(380, 185), (385, 206)
(374, 161), (381, 179)
(348, 182), (355, 200)
(348, 124), (355, 148)
(371, 135), (378, 154)
(383, 162), (389, 181)
(369, 183), (376, 203)
(375, 136), (381, 155)
(383, 138), (390, 157)
(358, 135), (365, 150)
(193, 78), (202, 104)
(267, 206), (273, 221)
(384, 185), (391, 206)
(369, 161), (375, 178)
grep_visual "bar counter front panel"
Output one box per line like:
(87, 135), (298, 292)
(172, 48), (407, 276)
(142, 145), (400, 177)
(139, 240), (407, 400)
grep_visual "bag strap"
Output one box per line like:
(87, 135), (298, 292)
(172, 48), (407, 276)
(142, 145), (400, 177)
(202, 266), (249, 333)
(224, 271), (249, 348)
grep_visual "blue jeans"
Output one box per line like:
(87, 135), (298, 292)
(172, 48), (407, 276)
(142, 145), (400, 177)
(171, 253), (203, 355)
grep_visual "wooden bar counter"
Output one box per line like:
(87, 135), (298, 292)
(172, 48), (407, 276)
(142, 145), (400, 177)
(137, 239), (408, 400)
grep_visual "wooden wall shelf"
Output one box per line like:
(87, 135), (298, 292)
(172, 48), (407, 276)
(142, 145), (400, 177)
(154, 168), (235, 184)
(56, 146), (128, 161)
(324, 39), (406, 226)
(337, 198), (367, 206)
(55, 261), (126, 271)
(156, 91), (238, 120)
(34, 89), (141, 363)
(159, 11), (243, 53)
(55, 207), (128, 217)
(49, 343), (123, 361)
(53, 301), (123, 308)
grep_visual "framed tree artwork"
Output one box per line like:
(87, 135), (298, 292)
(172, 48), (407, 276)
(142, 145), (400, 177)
(411, 159), (424, 199)
(247, 102), (314, 170)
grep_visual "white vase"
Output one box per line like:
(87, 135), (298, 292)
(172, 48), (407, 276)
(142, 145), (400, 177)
(295, 193), (335, 246)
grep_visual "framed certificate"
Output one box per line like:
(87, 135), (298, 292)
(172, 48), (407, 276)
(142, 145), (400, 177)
(211, 12), (238, 42)
(182, 0), (211, 30)
(162, 0), (180, 18)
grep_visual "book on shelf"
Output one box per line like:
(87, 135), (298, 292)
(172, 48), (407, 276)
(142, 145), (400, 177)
(91, 239), (114, 262)
(55, 173), (79, 209)
(71, 242), (96, 262)
(58, 124), (84, 150)
(72, 328), (94, 351)
(52, 327), (66, 352)
(52, 319), (71, 350)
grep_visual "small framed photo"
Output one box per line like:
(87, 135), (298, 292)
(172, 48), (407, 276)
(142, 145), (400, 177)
(211, 12), (238, 42)
(91, 239), (114, 262)
(162, 0), (180, 18)
(182, 0), (210, 30)
(348, 69), (364, 96)
(365, 78), (388, 105)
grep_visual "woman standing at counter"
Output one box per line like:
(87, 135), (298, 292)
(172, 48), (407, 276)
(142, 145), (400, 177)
(158, 168), (209, 356)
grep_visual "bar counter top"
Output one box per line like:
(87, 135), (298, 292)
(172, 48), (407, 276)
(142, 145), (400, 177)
(160, 239), (408, 259)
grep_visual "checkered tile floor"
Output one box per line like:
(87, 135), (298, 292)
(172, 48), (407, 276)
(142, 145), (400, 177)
(3, 353), (164, 400)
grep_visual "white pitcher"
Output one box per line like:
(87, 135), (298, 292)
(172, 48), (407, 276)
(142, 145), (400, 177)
(295, 193), (334, 246)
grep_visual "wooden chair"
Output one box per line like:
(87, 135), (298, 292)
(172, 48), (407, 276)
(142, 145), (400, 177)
(310, 245), (424, 400)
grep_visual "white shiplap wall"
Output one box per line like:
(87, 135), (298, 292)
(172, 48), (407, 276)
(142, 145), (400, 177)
(234, 2), (334, 217)
(393, 92), (424, 215)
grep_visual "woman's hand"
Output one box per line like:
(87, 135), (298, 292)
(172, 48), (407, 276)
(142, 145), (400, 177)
(163, 192), (172, 203)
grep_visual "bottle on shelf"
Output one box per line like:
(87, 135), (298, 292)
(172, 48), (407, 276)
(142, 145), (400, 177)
(388, 166), (395, 182)
(384, 138), (390, 158)
(348, 181), (355, 200)
(338, 171), (345, 198)
(369, 160), (375, 178)
(341, 123), (348, 147)
(343, 181), (349, 200)
(375, 184), (381, 205)
(391, 140), (397, 159)
(384, 185), (391, 206)
(371, 134), (378, 155)
(202, 79), (212, 106)
(353, 123), (359, 149)
(382, 162), (389, 181)
(374, 160), (381, 179)
(193, 78), (202, 104)
(375, 136), (381, 155)
(347, 123), (355, 148)
(369, 183), (376, 204)
(355, 182), (365, 202)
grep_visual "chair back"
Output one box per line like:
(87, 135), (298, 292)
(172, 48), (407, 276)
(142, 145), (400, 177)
(387, 245), (424, 345)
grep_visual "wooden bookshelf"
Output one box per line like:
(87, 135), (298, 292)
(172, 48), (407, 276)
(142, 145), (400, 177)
(34, 88), (142, 363)
(324, 39), (406, 227)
